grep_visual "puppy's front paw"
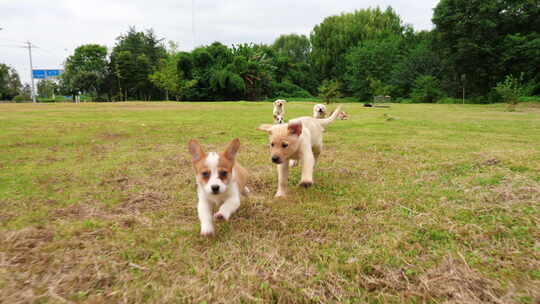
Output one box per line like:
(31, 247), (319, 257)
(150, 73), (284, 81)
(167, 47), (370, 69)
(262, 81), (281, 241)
(299, 181), (313, 188)
(200, 229), (214, 237)
(200, 225), (214, 236)
(274, 191), (286, 198)
(214, 212), (228, 221)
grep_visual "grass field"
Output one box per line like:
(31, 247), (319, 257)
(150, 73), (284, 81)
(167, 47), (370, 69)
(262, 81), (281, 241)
(1, 101), (539, 303)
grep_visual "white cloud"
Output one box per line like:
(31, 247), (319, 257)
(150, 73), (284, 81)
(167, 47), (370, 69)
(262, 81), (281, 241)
(0, 0), (438, 84)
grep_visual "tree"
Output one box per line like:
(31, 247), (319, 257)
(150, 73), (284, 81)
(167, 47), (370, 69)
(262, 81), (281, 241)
(390, 31), (443, 97)
(61, 44), (108, 100)
(433, 0), (540, 97)
(318, 79), (342, 104)
(110, 27), (167, 100)
(311, 7), (405, 82)
(37, 79), (58, 99)
(344, 36), (402, 99)
(410, 75), (444, 103)
(272, 34), (311, 64)
(0, 63), (22, 100)
(151, 42), (180, 100)
(230, 43), (275, 100)
(271, 34), (318, 95)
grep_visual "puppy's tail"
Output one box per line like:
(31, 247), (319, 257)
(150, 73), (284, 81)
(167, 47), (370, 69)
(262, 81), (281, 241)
(319, 105), (342, 128)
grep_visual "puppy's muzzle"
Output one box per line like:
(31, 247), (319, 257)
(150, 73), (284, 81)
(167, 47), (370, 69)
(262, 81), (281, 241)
(271, 155), (282, 164)
(211, 185), (220, 194)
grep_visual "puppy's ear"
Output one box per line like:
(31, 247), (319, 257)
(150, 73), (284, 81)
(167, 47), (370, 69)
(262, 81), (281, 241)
(224, 138), (240, 160)
(288, 122), (302, 136)
(188, 139), (205, 163)
(257, 124), (273, 134)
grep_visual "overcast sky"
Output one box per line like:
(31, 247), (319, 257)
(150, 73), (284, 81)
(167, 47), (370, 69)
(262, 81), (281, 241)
(1, 0), (439, 84)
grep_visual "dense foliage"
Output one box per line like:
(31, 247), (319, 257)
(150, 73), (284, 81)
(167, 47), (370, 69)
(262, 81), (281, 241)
(432, 0), (540, 98)
(0, 63), (22, 100)
(3, 1), (537, 103)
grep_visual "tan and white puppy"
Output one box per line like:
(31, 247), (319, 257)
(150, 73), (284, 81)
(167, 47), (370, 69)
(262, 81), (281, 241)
(257, 106), (342, 197)
(273, 99), (286, 117)
(188, 138), (249, 236)
(273, 114), (285, 124)
(337, 110), (348, 120)
(313, 104), (327, 118)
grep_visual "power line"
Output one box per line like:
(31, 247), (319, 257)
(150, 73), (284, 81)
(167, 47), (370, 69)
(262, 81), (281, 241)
(192, 0), (196, 49)
(0, 44), (25, 48)
(0, 37), (27, 44)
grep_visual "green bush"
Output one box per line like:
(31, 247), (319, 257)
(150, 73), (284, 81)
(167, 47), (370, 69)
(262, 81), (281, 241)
(487, 90), (503, 103)
(495, 74), (535, 106)
(469, 96), (489, 104)
(437, 97), (463, 104)
(519, 96), (540, 102)
(410, 75), (444, 103)
(394, 98), (413, 103)
(12, 95), (30, 103)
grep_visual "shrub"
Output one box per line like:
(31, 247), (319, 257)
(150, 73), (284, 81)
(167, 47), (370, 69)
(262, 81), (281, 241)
(271, 81), (312, 98)
(437, 97), (463, 104)
(469, 96), (489, 104)
(519, 96), (540, 102)
(410, 75), (444, 103)
(495, 74), (534, 106)
(12, 95), (30, 103)
(487, 90), (503, 103)
(318, 79), (342, 104)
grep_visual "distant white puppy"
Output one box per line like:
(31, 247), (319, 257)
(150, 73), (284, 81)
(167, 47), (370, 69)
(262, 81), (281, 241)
(273, 99), (286, 117)
(313, 104), (327, 119)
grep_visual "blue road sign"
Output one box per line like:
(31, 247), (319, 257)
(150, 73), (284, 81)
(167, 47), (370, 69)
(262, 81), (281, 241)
(32, 69), (46, 79)
(33, 69), (62, 79)
(46, 70), (61, 77)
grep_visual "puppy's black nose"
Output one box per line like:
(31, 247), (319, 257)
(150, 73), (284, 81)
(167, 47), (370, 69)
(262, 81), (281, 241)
(271, 155), (281, 164)
(211, 185), (220, 194)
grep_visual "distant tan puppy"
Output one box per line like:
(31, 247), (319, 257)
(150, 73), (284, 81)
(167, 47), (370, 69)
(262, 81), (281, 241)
(337, 110), (348, 120)
(257, 106), (342, 197)
(273, 99), (286, 117)
(313, 104), (327, 118)
(188, 138), (249, 236)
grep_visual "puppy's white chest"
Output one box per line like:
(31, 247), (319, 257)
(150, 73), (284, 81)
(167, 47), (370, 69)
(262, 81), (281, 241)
(198, 182), (239, 205)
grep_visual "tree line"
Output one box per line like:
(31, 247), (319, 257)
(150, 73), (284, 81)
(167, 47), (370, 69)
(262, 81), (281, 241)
(1, 0), (538, 103)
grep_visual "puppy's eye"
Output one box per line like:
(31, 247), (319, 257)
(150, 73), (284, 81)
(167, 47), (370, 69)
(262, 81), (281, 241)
(202, 171), (210, 178)
(219, 170), (228, 178)
(282, 143), (288, 148)
(270, 142), (275, 147)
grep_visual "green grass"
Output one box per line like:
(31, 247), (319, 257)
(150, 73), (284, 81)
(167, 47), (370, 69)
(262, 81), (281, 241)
(1, 101), (539, 303)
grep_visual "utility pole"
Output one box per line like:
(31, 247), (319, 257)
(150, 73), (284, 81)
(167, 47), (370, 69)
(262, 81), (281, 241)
(26, 41), (37, 103)
(461, 74), (466, 104)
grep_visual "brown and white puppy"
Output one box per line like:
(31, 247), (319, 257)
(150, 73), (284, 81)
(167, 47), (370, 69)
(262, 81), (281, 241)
(313, 104), (327, 118)
(273, 99), (286, 118)
(188, 138), (249, 236)
(257, 106), (342, 197)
